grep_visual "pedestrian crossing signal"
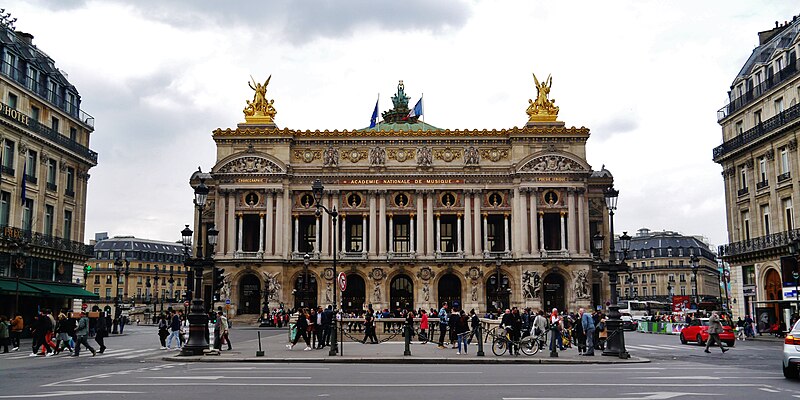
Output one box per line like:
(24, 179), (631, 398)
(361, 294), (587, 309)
(84, 264), (92, 273)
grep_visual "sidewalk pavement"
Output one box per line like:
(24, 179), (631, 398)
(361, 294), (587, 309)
(164, 330), (649, 364)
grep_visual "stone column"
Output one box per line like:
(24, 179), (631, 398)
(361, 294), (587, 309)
(315, 214), (321, 255)
(474, 191), (482, 255)
(258, 212), (265, 255)
(369, 191), (377, 256)
(416, 192), (424, 255)
(426, 192), (434, 256)
(463, 191), (472, 256)
(293, 214), (299, 254)
(457, 213), (463, 254)
(559, 211), (566, 252)
(512, 187), (525, 256)
(483, 213), (489, 254)
(567, 189), (577, 255)
(577, 189), (586, 254)
(538, 211), (545, 253)
(265, 191), (274, 256)
(321, 192), (330, 256)
(529, 189), (538, 256)
(378, 191), (387, 256)
(226, 192), (235, 255)
(215, 189), (225, 257)
(388, 214), (394, 253)
(237, 213), (243, 253)
(274, 190), (284, 258)
(361, 214), (368, 254)
(435, 213), (442, 253)
(281, 189), (290, 258)
(503, 213), (510, 254)
(410, 213), (415, 253)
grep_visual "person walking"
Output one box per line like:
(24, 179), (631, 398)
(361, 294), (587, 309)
(548, 308), (563, 354)
(449, 306), (460, 349)
(0, 315), (10, 353)
(597, 315), (608, 350)
(95, 312), (108, 354)
(32, 310), (54, 356)
(9, 313), (22, 351)
(532, 310), (548, 349)
(455, 310), (469, 354)
(580, 308), (595, 356)
(362, 308), (378, 344)
(219, 311), (231, 350)
(157, 314), (169, 349)
(286, 309), (312, 351)
(166, 310), (182, 350)
(213, 312), (222, 350)
(705, 311), (729, 354)
(72, 311), (96, 357)
(437, 302), (449, 349)
(419, 309), (429, 342)
(573, 310), (586, 355)
(468, 309), (480, 344)
(54, 311), (74, 354)
(320, 305), (333, 348)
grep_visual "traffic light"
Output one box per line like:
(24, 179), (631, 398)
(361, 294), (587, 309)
(84, 264), (92, 274)
(213, 267), (225, 300)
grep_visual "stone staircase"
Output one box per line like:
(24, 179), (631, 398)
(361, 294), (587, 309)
(231, 313), (261, 326)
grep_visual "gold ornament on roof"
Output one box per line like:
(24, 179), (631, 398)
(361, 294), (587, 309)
(243, 75), (277, 124)
(526, 73), (560, 122)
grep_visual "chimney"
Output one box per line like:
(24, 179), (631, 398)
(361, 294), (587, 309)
(14, 31), (33, 45)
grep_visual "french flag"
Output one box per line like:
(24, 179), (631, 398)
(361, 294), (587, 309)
(407, 98), (423, 119)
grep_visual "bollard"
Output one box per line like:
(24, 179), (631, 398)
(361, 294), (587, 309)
(404, 323), (412, 356)
(255, 331), (265, 357)
(476, 323), (485, 356)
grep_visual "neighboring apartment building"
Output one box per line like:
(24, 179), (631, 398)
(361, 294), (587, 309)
(191, 76), (617, 317)
(0, 15), (98, 319)
(715, 15), (800, 331)
(619, 228), (720, 308)
(85, 234), (188, 317)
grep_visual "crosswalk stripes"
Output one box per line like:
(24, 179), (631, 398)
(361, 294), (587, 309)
(0, 347), (162, 361)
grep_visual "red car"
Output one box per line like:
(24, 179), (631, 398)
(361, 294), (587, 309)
(679, 318), (735, 347)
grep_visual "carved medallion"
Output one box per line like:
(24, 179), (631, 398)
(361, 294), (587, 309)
(481, 148), (509, 162)
(346, 148), (367, 163)
(417, 267), (433, 281)
(323, 268), (334, 280)
(434, 147), (461, 162)
(370, 268), (385, 281)
(294, 149), (321, 163)
(388, 148), (414, 163)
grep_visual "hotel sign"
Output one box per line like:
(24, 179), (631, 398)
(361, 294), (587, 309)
(2, 104), (29, 125)
(339, 179), (464, 185)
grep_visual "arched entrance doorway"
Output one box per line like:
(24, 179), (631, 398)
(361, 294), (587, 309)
(342, 274), (366, 312)
(238, 274), (261, 314)
(390, 274), (414, 311)
(543, 273), (566, 312)
(293, 274), (318, 310)
(762, 268), (782, 333)
(486, 272), (510, 313)
(438, 273), (462, 310)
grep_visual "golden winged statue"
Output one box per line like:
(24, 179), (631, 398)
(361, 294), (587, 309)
(527, 72), (559, 122)
(243, 74), (277, 123)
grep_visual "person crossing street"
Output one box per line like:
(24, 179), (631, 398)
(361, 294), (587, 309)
(72, 311), (96, 357)
(704, 311), (729, 354)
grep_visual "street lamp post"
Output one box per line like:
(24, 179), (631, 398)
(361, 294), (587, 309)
(181, 174), (220, 356)
(302, 253), (310, 308)
(12, 239), (28, 317)
(690, 255), (699, 310)
(113, 257), (122, 334)
(168, 267), (175, 305)
(592, 186), (631, 359)
(311, 179), (339, 356)
(154, 266), (161, 316)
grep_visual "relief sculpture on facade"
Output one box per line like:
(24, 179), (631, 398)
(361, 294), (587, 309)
(416, 146), (432, 167)
(218, 156), (281, 174)
(573, 270), (590, 299)
(262, 271), (281, 301)
(522, 270), (541, 299)
(521, 155), (584, 172)
(369, 146), (386, 166)
(323, 145), (339, 167)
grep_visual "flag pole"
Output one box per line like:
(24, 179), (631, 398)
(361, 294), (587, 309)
(421, 92), (424, 132)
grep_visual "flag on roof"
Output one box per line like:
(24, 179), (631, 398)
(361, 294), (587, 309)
(407, 98), (423, 119)
(20, 158), (26, 203)
(369, 95), (379, 128)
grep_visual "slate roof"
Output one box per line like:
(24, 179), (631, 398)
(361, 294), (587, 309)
(93, 236), (185, 256)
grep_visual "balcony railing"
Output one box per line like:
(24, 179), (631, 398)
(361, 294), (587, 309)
(717, 59), (800, 122)
(718, 228), (800, 258)
(0, 60), (95, 129)
(737, 188), (749, 197)
(26, 113), (98, 164)
(0, 224), (91, 257)
(46, 182), (57, 191)
(713, 101), (800, 161)
(778, 172), (792, 183)
(756, 180), (769, 190)
(1, 166), (13, 177)
(24, 174), (36, 184)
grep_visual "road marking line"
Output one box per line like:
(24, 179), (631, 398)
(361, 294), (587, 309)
(759, 388), (780, 393)
(0, 391), (143, 398)
(192, 367), (330, 371)
(360, 371), (483, 374)
(136, 376), (311, 380)
(49, 382), (775, 388)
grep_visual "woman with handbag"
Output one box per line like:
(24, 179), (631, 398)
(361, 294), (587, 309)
(286, 309), (312, 351)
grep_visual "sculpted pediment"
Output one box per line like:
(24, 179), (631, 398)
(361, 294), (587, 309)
(215, 155), (285, 174)
(517, 152), (589, 173)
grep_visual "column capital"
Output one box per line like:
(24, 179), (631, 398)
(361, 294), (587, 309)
(503, 212), (509, 218)
(292, 213), (299, 218)
(538, 211), (544, 216)
(435, 212), (441, 218)
(259, 212), (265, 218)
(388, 213), (394, 218)
(575, 187), (586, 195)
(362, 213), (369, 217)
(560, 211), (566, 216)
(473, 189), (482, 194)
(409, 213), (415, 218)
(567, 187), (576, 194)
(482, 212), (489, 218)
(236, 212), (243, 218)
(368, 189), (378, 195)
(457, 212), (462, 217)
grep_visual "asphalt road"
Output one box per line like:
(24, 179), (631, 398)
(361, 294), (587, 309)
(1, 326), (798, 400)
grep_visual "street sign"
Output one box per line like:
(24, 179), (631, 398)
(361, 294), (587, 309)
(225, 299), (231, 305)
(337, 272), (347, 292)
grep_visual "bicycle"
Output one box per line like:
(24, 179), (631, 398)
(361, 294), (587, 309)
(491, 328), (538, 356)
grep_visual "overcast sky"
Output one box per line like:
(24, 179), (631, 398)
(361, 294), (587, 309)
(5, 1), (797, 247)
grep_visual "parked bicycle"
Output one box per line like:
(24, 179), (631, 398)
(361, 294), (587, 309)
(489, 327), (538, 356)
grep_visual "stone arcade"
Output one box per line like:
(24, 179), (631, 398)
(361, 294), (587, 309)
(190, 75), (615, 316)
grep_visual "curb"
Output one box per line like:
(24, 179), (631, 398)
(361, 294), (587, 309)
(163, 356), (650, 365)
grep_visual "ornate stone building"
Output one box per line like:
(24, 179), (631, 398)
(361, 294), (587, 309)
(715, 15), (800, 330)
(192, 75), (614, 316)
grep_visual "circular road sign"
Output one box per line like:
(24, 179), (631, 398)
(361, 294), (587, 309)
(337, 272), (347, 292)
(225, 299), (231, 305)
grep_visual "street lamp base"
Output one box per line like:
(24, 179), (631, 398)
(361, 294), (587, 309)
(181, 298), (209, 356)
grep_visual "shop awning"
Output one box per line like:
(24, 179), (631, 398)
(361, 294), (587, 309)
(22, 281), (99, 299)
(0, 278), (43, 295)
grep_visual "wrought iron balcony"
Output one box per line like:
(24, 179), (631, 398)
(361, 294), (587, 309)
(778, 172), (792, 183)
(0, 104), (98, 164)
(46, 182), (57, 191)
(713, 101), (800, 162)
(717, 59), (800, 122)
(0, 224), (91, 258)
(737, 188), (749, 197)
(718, 228), (800, 259)
(756, 180), (769, 190)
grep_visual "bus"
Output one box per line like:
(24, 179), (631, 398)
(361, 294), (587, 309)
(645, 301), (671, 317)
(618, 300), (649, 318)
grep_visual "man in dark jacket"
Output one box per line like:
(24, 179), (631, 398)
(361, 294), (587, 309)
(33, 311), (53, 356)
(95, 312), (108, 353)
(320, 306), (333, 349)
